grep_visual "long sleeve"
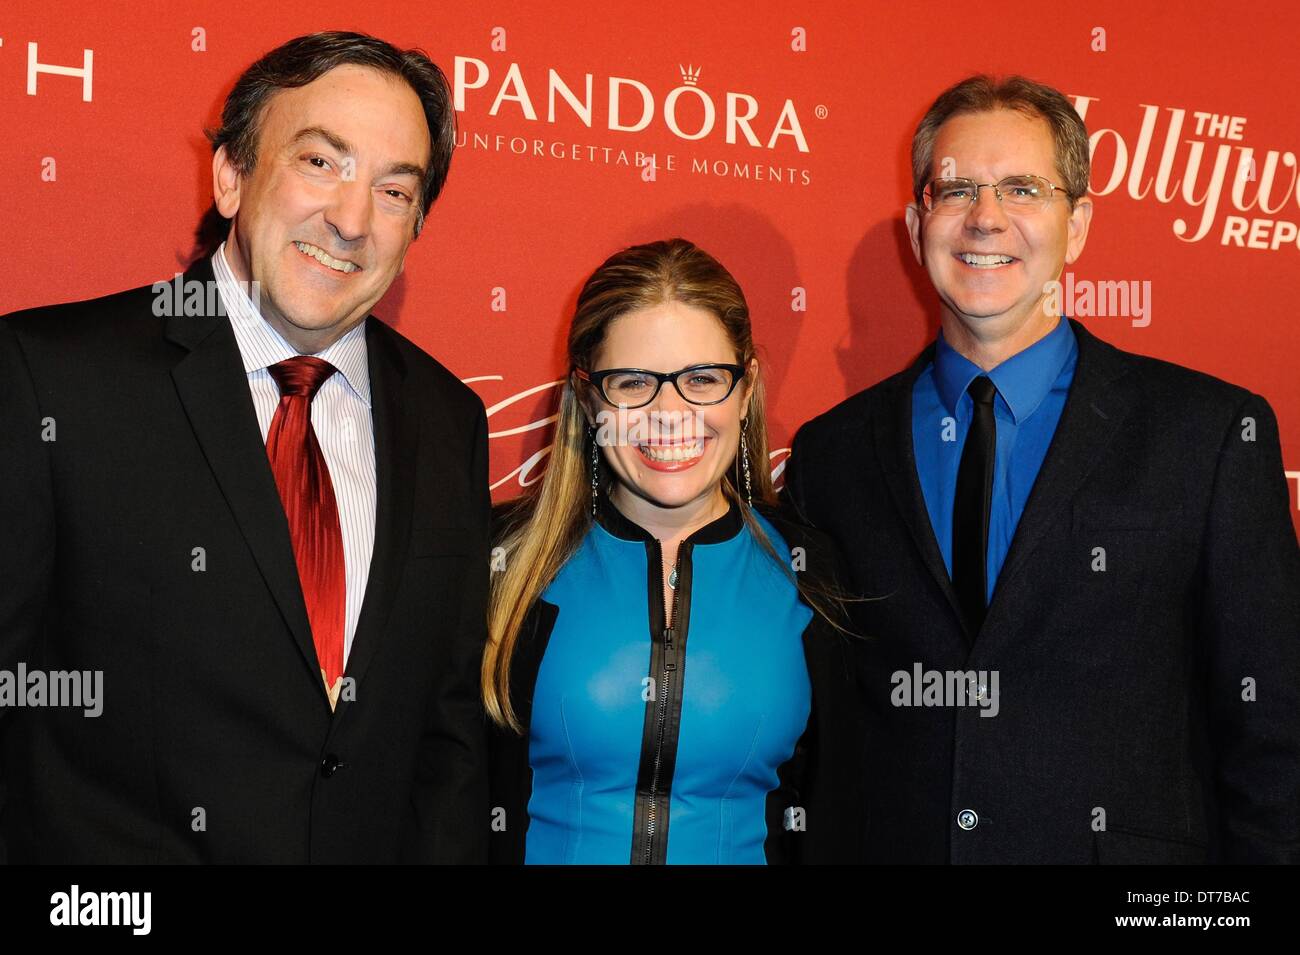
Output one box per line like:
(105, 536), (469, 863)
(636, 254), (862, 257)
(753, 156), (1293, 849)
(403, 402), (492, 863)
(1200, 391), (1300, 862)
(0, 320), (57, 864)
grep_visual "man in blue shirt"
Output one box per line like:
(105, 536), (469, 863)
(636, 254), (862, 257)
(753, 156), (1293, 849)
(783, 74), (1300, 863)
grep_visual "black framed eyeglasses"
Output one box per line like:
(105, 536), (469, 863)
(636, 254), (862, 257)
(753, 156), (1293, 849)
(574, 363), (747, 408)
(921, 174), (1069, 214)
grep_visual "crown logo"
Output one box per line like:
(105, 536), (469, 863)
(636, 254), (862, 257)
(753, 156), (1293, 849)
(679, 64), (702, 87)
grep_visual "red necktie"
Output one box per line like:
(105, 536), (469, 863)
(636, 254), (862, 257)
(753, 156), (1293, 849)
(265, 356), (347, 709)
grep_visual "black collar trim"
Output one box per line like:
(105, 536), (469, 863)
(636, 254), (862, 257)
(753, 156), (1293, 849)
(594, 487), (745, 545)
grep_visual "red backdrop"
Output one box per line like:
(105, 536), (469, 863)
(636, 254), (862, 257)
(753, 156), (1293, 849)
(2, 0), (1297, 536)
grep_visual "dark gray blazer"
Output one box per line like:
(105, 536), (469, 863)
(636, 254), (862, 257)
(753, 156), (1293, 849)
(782, 319), (1300, 864)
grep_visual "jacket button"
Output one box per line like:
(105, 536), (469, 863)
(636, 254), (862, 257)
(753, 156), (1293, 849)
(320, 754), (341, 777)
(956, 809), (979, 830)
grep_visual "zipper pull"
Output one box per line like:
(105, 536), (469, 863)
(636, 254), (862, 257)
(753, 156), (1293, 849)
(663, 628), (677, 670)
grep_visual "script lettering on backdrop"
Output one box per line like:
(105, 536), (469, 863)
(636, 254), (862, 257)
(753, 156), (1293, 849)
(466, 375), (791, 494)
(1072, 95), (1300, 252)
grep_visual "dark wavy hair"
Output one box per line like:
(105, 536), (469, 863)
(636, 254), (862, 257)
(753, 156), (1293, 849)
(199, 30), (455, 251)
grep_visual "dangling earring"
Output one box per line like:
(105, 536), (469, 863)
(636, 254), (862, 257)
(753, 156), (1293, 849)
(740, 417), (752, 508)
(589, 425), (599, 518)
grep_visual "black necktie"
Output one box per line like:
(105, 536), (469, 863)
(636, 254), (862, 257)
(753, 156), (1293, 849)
(953, 376), (997, 635)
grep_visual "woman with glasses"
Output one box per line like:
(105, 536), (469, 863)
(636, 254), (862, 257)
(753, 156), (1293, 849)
(484, 238), (867, 864)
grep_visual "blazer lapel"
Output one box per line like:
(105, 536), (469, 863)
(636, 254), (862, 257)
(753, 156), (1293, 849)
(981, 320), (1137, 644)
(331, 318), (416, 721)
(873, 344), (972, 641)
(165, 255), (320, 689)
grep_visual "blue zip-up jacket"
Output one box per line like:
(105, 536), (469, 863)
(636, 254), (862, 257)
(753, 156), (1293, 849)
(488, 491), (868, 864)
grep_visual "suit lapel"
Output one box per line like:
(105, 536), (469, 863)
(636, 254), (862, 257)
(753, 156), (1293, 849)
(331, 318), (416, 721)
(873, 344), (972, 640)
(981, 320), (1137, 643)
(166, 255), (320, 689)
(872, 321), (1137, 649)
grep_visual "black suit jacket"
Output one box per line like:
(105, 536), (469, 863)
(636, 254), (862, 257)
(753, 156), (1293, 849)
(782, 319), (1300, 864)
(0, 255), (491, 863)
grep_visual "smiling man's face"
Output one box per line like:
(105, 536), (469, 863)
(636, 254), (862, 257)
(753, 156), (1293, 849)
(213, 64), (430, 353)
(905, 108), (1091, 360)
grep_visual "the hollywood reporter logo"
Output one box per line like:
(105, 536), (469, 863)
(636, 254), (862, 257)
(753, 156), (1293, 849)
(1073, 96), (1300, 252)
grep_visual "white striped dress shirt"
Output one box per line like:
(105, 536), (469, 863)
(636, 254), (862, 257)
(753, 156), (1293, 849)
(212, 241), (377, 666)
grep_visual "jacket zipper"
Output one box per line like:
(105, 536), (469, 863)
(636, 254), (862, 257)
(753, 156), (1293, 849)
(643, 542), (682, 864)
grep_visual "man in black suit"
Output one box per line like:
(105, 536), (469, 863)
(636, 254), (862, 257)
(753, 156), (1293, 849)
(0, 32), (489, 862)
(782, 75), (1300, 863)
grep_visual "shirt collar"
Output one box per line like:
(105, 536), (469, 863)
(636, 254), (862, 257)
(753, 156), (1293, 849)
(932, 316), (1076, 424)
(212, 241), (372, 408)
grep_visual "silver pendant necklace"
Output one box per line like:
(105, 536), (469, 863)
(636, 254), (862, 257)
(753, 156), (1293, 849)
(662, 549), (677, 589)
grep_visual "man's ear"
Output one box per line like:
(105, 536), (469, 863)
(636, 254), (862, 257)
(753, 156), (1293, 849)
(904, 203), (925, 267)
(1064, 196), (1093, 265)
(212, 145), (243, 219)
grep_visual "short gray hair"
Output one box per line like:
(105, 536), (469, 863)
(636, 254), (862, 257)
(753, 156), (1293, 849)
(910, 74), (1090, 209)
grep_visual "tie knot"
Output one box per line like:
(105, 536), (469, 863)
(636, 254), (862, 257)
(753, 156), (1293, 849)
(268, 356), (337, 400)
(967, 375), (997, 406)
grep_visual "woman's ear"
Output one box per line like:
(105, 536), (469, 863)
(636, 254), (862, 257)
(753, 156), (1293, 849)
(740, 357), (759, 416)
(570, 374), (597, 428)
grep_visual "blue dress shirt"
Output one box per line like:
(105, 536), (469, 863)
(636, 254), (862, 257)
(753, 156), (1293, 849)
(911, 317), (1078, 604)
